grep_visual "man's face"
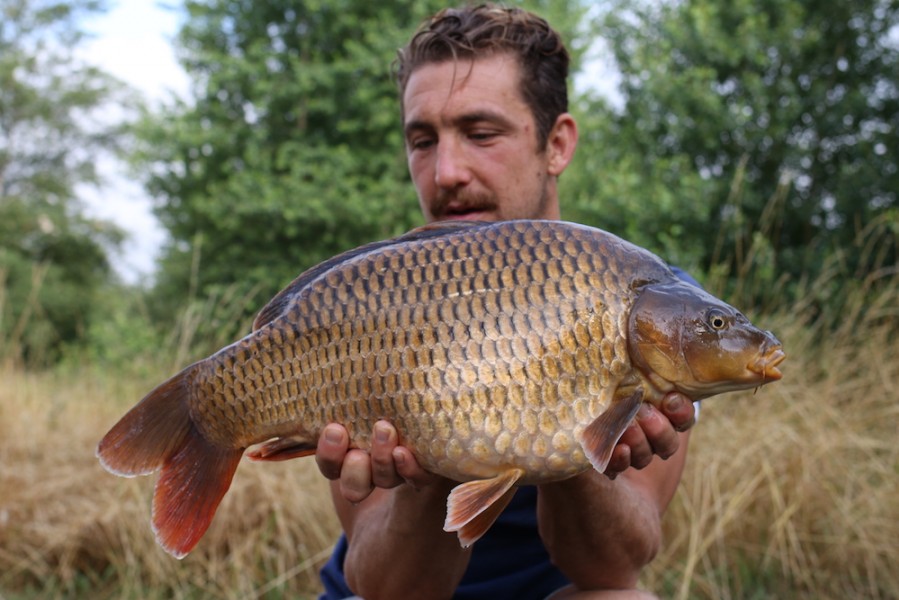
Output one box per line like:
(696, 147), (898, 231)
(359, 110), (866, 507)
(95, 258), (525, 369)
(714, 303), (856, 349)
(402, 53), (562, 223)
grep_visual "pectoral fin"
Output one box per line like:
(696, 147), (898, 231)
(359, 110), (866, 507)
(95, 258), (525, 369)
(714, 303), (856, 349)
(578, 389), (643, 473)
(444, 468), (524, 547)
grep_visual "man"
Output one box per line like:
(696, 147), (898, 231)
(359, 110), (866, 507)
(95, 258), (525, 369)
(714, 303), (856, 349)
(316, 5), (697, 599)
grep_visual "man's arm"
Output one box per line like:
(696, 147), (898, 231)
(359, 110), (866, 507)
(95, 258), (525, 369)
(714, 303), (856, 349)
(317, 421), (472, 600)
(537, 396), (693, 589)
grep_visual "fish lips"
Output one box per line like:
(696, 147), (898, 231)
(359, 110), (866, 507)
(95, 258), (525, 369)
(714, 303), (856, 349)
(748, 340), (786, 382)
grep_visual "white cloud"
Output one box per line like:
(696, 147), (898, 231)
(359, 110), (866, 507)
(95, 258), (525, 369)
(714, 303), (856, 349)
(83, 1), (190, 104)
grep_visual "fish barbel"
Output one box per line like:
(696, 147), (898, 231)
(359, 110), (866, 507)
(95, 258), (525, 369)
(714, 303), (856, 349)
(97, 219), (785, 558)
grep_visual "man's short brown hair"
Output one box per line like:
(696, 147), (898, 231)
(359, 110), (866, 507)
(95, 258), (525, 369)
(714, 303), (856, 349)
(396, 3), (570, 148)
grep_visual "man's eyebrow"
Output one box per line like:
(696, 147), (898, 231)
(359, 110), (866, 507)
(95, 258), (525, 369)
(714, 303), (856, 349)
(404, 110), (517, 139)
(453, 110), (515, 129)
(404, 119), (433, 139)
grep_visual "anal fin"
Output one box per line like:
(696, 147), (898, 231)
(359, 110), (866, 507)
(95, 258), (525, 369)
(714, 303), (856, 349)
(578, 389), (644, 473)
(444, 468), (523, 547)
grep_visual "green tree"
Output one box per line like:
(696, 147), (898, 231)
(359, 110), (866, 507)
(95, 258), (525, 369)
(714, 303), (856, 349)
(564, 0), (899, 311)
(0, 0), (128, 365)
(135, 0), (590, 343)
(135, 0), (440, 331)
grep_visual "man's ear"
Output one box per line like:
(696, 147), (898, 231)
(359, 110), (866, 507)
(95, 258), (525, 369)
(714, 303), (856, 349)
(546, 113), (578, 177)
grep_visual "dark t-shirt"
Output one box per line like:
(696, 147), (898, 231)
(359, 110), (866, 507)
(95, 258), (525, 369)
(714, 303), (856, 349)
(318, 486), (570, 600)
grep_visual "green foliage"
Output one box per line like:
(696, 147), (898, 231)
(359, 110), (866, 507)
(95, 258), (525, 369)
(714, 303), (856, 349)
(73, 283), (165, 374)
(0, 0), (130, 365)
(133, 0), (444, 339)
(0, 200), (113, 364)
(136, 0), (898, 342)
(565, 0), (899, 313)
(133, 0), (592, 349)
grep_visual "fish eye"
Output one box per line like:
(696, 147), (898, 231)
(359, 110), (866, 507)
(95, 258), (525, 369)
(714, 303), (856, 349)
(707, 309), (729, 330)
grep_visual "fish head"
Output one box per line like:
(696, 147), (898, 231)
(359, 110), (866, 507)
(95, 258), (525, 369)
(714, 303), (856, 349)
(627, 281), (785, 400)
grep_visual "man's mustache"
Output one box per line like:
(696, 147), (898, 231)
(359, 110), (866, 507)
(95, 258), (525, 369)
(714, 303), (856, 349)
(430, 191), (497, 217)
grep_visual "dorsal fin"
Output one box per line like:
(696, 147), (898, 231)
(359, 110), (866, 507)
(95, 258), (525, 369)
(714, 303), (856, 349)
(252, 237), (400, 330)
(252, 220), (491, 330)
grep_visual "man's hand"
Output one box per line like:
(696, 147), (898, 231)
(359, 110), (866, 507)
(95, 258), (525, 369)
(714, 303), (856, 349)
(315, 420), (435, 504)
(604, 392), (696, 476)
(318, 421), (471, 598)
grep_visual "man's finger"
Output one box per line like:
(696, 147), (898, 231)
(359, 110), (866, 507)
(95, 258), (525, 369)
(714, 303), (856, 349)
(625, 409), (655, 469)
(339, 449), (375, 504)
(315, 423), (349, 480)
(393, 446), (438, 489)
(661, 393), (697, 432)
(604, 445), (631, 478)
(636, 403), (679, 461)
(370, 421), (403, 488)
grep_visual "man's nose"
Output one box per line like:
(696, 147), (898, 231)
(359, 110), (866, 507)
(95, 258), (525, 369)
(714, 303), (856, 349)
(434, 138), (472, 189)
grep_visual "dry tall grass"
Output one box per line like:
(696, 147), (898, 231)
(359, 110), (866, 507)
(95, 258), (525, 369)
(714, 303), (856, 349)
(0, 368), (340, 599)
(1, 293), (897, 599)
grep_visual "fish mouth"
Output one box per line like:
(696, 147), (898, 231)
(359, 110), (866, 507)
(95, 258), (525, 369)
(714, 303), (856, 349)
(748, 346), (786, 381)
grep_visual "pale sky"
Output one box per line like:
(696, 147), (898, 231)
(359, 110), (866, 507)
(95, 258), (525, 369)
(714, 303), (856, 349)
(80, 0), (189, 283)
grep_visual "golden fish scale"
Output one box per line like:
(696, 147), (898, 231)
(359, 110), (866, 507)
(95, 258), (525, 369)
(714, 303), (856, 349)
(189, 221), (665, 484)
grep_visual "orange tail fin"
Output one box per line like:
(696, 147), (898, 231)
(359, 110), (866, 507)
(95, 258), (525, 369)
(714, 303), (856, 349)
(96, 368), (243, 558)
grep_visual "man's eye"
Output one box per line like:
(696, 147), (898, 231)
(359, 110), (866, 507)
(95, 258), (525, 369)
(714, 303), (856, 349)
(410, 138), (435, 150)
(469, 131), (497, 142)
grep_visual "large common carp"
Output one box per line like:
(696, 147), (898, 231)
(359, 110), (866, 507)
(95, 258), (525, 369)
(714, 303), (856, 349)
(97, 219), (784, 558)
